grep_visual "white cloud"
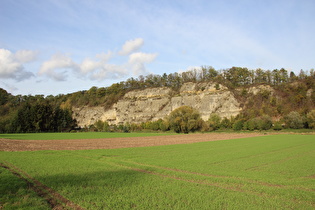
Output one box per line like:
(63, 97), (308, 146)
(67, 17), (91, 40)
(0, 49), (35, 81)
(37, 39), (157, 81)
(129, 52), (157, 63)
(39, 54), (77, 81)
(128, 52), (158, 75)
(78, 51), (129, 81)
(15, 50), (38, 63)
(89, 64), (128, 81)
(79, 51), (112, 74)
(38, 51), (128, 81)
(80, 57), (102, 74)
(119, 38), (144, 55)
(78, 54), (128, 81)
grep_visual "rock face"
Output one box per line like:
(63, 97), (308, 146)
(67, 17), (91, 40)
(73, 82), (242, 127)
(248, 85), (274, 95)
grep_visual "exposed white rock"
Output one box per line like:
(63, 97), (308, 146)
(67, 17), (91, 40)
(307, 89), (313, 98)
(73, 82), (242, 127)
(248, 85), (274, 95)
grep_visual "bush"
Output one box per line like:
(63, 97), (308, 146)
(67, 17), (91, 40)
(273, 122), (283, 131)
(257, 115), (273, 130)
(307, 110), (315, 129)
(284, 111), (305, 129)
(160, 120), (170, 132)
(168, 106), (203, 133)
(208, 114), (221, 131)
(244, 115), (272, 131)
(94, 120), (104, 131)
(245, 118), (259, 131)
(233, 120), (244, 131)
(220, 117), (232, 129)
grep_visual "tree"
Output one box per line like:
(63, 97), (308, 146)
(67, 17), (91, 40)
(207, 66), (218, 79)
(11, 103), (33, 132)
(208, 114), (221, 131)
(220, 117), (232, 129)
(255, 68), (267, 84)
(95, 120), (105, 131)
(224, 67), (250, 87)
(244, 118), (259, 131)
(0, 88), (9, 105)
(289, 71), (297, 82)
(284, 111), (304, 129)
(273, 122), (283, 131)
(10, 101), (76, 133)
(54, 107), (76, 132)
(233, 120), (244, 131)
(299, 69), (307, 79)
(257, 115), (273, 130)
(168, 106), (203, 133)
(279, 68), (288, 83)
(307, 110), (315, 129)
(272, 69), (281, 85)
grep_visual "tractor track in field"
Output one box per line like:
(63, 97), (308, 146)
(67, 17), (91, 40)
(115, 160), (315, 192)
(60, 149), (315, 194)
(0, 133), (264, 151)
(2, 133), (315, 208)
(0, 162), (84, 210)
(110, 161), (315, 207)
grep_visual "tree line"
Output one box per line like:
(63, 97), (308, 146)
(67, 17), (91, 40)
(89, 107), (315, 134)
(0, 90), (76, 133)
(49, 66), (315, 109)
(0, 66), (314, 133)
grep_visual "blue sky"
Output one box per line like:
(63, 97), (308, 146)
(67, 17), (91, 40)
(1, 0), (314, 96)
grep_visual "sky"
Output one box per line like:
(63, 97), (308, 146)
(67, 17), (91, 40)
(0, 0), (314, 96)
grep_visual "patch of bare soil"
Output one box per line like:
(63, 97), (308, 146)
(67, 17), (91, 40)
(0, 133), (264, 151)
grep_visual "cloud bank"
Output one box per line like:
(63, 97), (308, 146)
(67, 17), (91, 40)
(0, 49), (36, 81)
(39, 53), (76, 81)
(37, 38), (157, 81)
(1, 38), (157, 83)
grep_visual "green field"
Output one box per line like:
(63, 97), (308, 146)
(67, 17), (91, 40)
(0, 132), (174, 140)
(1, 134), (314, 209)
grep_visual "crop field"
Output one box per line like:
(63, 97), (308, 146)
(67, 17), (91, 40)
(1, 134), (314, 209)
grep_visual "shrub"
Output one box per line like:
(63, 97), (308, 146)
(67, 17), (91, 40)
(160, 120), (170, 131)
(273, 122), (283, 131)
(200, 121), (210, 132)
(306, 110), (315, 129)
(284, 111), (304, 129)
(245, 118), (259, 131)
(220, 117), (232, 129)
(233, 120), (244, 131)
(94, 120), (104, 131)
(208, 114), (221, 131)
(257, 115), (273, 130)
(244, 115), (272, 131)
(168, 106), (203, 133)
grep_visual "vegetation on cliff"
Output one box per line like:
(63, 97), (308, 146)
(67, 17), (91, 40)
(0, 66), (315, 133)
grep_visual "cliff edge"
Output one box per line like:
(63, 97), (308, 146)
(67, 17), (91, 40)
(73, 82), (242, 127)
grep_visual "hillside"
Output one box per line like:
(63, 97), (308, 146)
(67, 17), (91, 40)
(1, 66), (315, 133)
(73, 82), (240, 127)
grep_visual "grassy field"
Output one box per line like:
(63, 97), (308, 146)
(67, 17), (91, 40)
(0, 132), (174, 140)
(0, 167), (50, 209)
(1, 134), (314, 209)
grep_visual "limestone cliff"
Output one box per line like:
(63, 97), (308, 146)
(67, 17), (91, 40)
(73, 82), (242, 127)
